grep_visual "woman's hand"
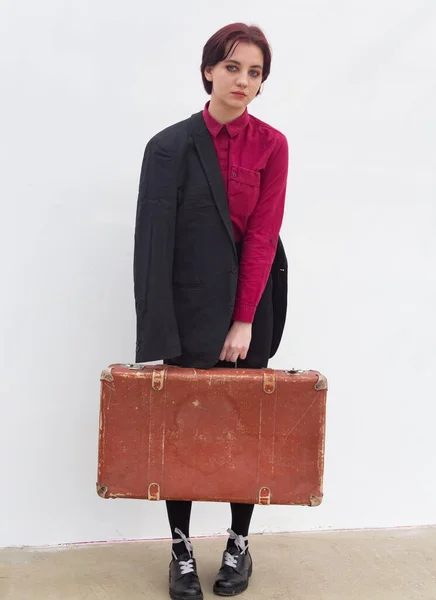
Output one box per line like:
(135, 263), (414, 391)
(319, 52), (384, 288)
(219, 321), (252, 363)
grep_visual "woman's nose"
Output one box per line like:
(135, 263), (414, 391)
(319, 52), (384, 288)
(236, 74), (248, 88)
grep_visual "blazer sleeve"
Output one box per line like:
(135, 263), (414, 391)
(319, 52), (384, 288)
(133, 136), (182, 362)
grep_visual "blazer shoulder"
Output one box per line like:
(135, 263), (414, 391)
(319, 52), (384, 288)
(148, 116), (192, 152)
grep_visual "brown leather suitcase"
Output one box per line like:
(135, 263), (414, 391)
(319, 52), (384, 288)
(97, 364), (327, 506)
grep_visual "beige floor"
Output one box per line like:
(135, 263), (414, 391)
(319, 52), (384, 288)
(1, 527), (435, 600)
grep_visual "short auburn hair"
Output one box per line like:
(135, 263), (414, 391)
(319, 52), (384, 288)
(201, 23), (272, 96)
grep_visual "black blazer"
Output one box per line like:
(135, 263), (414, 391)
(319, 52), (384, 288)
(133, 111), (288, 368)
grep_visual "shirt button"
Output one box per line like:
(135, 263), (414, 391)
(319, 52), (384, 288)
(232, 172), (237, 178)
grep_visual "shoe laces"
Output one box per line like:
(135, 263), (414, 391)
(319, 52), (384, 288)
(223, 528), (248, 568)
(178, 557), (195, 575)
(172, 527), (195, 575)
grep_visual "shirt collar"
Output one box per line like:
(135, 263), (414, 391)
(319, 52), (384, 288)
(202, 101), (249, 138)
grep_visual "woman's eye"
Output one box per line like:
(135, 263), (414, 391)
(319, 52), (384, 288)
(226, 65), (261, 77)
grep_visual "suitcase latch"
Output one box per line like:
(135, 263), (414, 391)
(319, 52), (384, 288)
(148, 483), (161, 501)
(152, 369), (165, 391)
(263, 373), (275, 394)
(259, 487), (271, 505)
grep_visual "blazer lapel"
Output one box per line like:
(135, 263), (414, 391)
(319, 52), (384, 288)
(189, 112), (237, 258)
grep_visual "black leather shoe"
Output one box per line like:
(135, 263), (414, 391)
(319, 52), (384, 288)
(213, 546), (253, 596)
(169, 552), (203, 600)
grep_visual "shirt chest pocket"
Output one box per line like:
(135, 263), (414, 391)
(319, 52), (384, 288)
(229, 165), (261, 217)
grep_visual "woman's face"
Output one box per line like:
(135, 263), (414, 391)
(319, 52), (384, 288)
(205, 42), (264, 111)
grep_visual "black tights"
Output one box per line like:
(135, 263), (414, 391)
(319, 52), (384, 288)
(167, 500), (254, 557)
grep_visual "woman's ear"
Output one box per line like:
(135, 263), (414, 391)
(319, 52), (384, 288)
(204, 66), (213, 82)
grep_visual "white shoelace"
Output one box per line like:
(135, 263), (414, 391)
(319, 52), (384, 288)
(223, 528), (248, 568)
(223, 552), (239, 568)
(172, 527), (195, 574)
(178, 557), (195, 575)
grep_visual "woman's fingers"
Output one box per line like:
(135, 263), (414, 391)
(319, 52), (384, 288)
(229, 351), (240, 363)
(219, 322), (252, 363)
(239, 348), (248, 360)
(221, 345), (247, 363)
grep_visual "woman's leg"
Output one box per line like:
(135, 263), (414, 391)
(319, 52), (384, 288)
(227, 503), (255, 550)
(166, 500), (193, 558)
(162, 361), (195, 558)
(167, 500), (203, 600)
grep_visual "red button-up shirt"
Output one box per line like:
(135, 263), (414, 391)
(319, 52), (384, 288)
(202, 102), (289, 323)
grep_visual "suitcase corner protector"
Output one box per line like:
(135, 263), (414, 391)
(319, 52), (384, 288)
(96, 484), (109, 498)
(314, 373), (328, 391)
(310, 494), (323, 507)
(100, 368), (114, 383)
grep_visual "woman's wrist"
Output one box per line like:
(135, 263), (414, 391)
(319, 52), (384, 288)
(233, 320), (252, 329)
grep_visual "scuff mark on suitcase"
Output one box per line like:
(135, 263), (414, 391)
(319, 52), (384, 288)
(125, 382), (138, 395)
(110, 493), (136, 498)
(281, 398), (318, 444)
(224, 429), (235, 441)
(105, 387), (114, 409)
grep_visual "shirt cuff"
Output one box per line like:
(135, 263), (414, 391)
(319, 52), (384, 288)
(232, 302), (257, 324)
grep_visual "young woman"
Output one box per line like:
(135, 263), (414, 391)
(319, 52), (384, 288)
(134, 23), (289, 600)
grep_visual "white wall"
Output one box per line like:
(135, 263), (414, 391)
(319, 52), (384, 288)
(1, 0), (435, 548)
